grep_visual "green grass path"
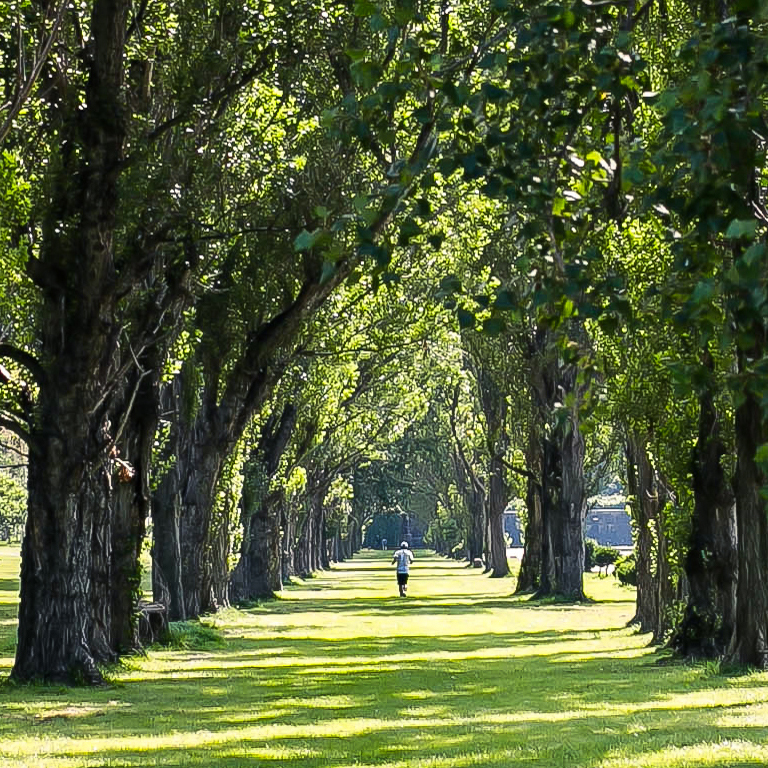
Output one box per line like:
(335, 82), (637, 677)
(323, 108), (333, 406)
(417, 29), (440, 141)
(1, 545), (768, 767)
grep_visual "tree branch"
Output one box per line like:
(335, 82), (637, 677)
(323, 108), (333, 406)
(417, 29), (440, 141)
(0, 0), (68, 147)
(500, 457), (540, 486)
(450, 383), (485, 495)
(0, 343), (46, 389)
(0, 416), (31, 445)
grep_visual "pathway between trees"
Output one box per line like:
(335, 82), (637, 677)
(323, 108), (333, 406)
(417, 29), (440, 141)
(2, 548), (768, 767)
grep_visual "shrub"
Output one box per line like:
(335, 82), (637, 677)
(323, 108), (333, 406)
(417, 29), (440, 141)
(615, 554), (637, 587)
(584, 538), (597, 571)
(161, 621), (226, 650)
(594, 544), (621, 575)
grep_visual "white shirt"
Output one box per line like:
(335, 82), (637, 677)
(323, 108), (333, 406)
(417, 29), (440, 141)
(393, 548), (414, 573)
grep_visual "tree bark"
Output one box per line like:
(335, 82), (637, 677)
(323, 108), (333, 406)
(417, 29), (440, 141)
(478, 368), (509, 578)
(529, 329), (586, 600)
(516, 417), (543, 592)
(110, 362), (161, 654)
(673, 373), (737, 657)
(12, 0), (133, 684)
(727, 383), (768, 668)
(625, 433), (665, 633)
(230, 403), (295, 602)
(487, 454), (509, 577)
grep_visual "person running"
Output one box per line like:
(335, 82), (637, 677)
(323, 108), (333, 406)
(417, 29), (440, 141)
(391, 541), (414, 597)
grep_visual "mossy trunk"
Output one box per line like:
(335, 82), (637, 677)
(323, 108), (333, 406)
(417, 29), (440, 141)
(727, 384), (768, 668)
(13, 0), (132, 684)
(516, 422), (543, 593)
(674, 377), (737, 657)
(625, 433), (665, 634)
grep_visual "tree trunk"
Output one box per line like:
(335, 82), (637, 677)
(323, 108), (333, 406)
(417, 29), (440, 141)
(14, 402), (114, 684)
(549, 410), (587, 599)
(452, 447), (485, 564)
(12, 0), (133, 684)
(478, 368), (509, 578)
(516, 420), (543, 593)
(625, 433), (664, 633)
(151, 467), (185, 620)
(231, 490), (283, 601)
(230, 404), (295, 602)
(110, 364), (160, 653)
(530, 332), (586, 600)
(727, 385), (768, 668)
(295, 507), (311, 578)
(281, 502), (295, 583)
(487, 454), (509, 577)
(654, 496), (676, 643)
(673, 376), (737, 657)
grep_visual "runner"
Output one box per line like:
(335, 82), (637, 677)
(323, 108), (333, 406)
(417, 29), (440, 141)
(391, 541), (414, 597)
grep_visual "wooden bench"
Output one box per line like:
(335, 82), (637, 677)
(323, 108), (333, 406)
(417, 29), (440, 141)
(136, 601), (169, 646)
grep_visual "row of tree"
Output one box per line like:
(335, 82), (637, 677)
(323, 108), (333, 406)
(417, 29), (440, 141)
(0, 0), (767, 683)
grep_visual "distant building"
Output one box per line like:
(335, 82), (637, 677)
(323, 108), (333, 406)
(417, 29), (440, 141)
(584, 505), (632, 547)
(502, 510), (523, 546)
(503, 504), (633, 549)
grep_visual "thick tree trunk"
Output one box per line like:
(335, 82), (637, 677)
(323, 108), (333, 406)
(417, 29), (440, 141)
(727, 387), (768, 668)
(110, 365), (160, 653)
(15, 406), (114, 684)
(516, 422), (543, 593)
(625, 433), (665, 634)
(452, 447), (485, 564)
(654, 496), (676, 644)
(151, 467), (185, 620)
(152, 389), (225, 620)
(477, 368), (509, 578)
(530, 336), (586, 600)
(230, 491), (283, 601)
(178, 438), (225, 617)
(12, 0), (133, 684)
(487, 454), (509, 577)
(281, 503), (295, 583)
(295, 508), (311, 578)
(230, 404), (295, 602)
(673, 378), (737, 657)
(556, 410), (587, 597)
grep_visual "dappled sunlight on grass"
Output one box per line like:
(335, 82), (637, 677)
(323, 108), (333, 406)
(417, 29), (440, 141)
(1, 547), (768, 766)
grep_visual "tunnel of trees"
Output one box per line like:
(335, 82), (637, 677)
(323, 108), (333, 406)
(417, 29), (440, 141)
(1, 0), (767, 682)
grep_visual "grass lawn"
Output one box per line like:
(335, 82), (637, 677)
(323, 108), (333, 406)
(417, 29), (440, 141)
(1, 544), (768, 767)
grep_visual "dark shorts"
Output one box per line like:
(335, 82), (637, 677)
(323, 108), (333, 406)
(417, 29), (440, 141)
(397, 572), (409, 586)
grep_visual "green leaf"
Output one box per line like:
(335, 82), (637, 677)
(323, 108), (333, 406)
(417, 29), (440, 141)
(742, 242), (766, 266)
(483, 317), (505, 335)
(293, 229), (322, 252)
(398, 217), (422, 245)
(412, 106), (432, 124)
(345, 48), (369, 61)
(481, 83), (509, 102)
(755, 442), (768, 471)
(457, 308), (476, 329)
(494, 290), (515, 310)
(725, 219), (758, 239)
(350, 60), (383, 90)
(353, 0), (377, 15)
(599, 314), (619, 335)
(427, 233), (444, 249)
(439, 275), (462, 294)
(319, 261), (337, 285)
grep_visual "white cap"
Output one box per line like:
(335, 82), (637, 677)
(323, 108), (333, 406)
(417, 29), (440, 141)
(401, 541), (408, 548)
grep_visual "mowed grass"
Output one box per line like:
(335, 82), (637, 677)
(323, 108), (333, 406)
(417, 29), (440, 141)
(1, 545), (768, 767)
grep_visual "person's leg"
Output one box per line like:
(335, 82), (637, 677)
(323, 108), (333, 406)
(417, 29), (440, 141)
(402, 573), (409, 596)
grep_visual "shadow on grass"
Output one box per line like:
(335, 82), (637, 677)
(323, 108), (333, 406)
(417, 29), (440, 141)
(1, 551), (767, 767)
(1, 638), (766, 768)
